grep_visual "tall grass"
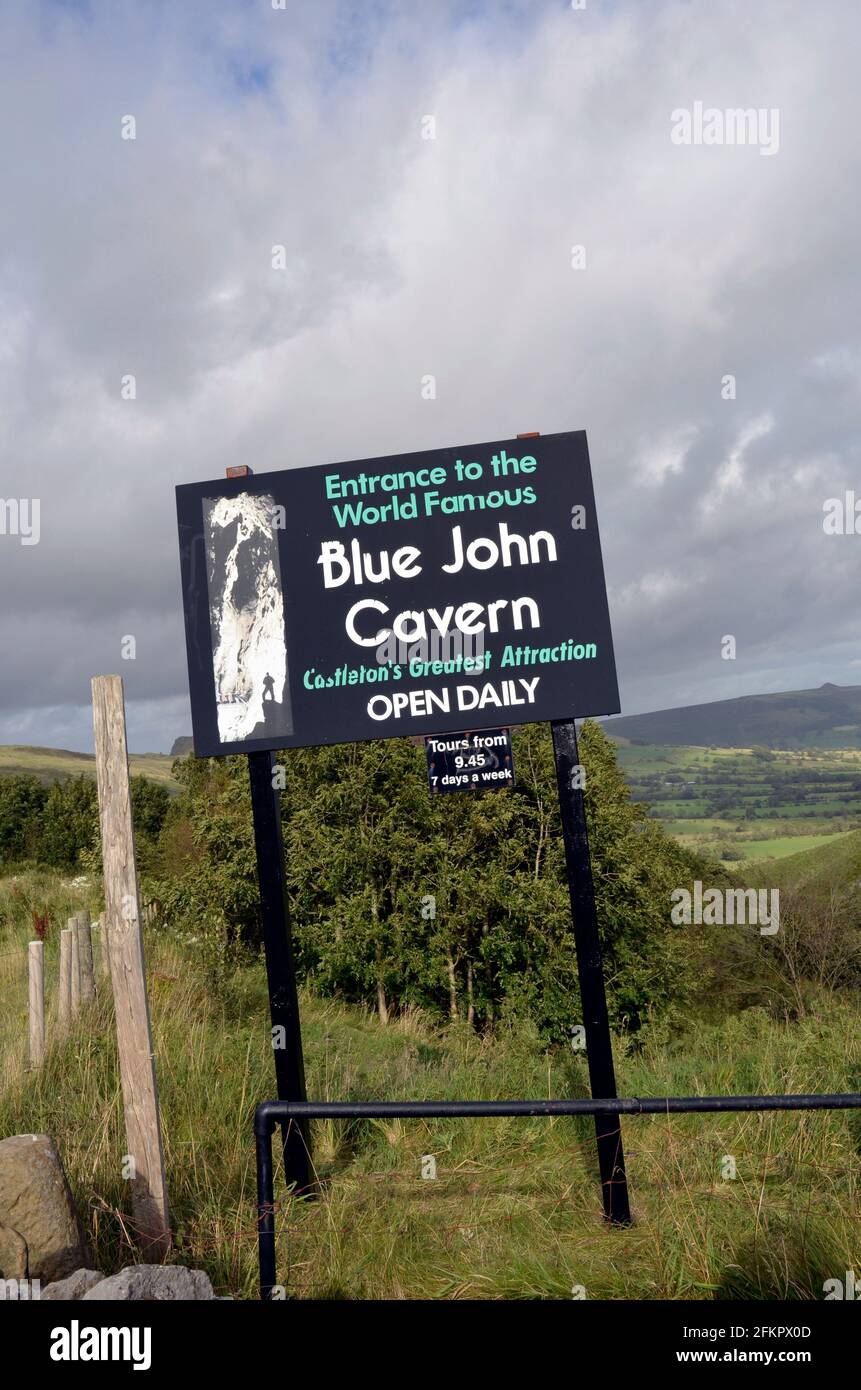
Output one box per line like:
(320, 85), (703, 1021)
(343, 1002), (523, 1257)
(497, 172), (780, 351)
(1, 870), (859, 1299)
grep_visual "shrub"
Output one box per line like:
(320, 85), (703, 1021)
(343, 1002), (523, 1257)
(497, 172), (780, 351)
(0, 775), (47, 866)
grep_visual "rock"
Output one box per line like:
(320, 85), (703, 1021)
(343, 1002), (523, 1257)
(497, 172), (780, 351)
(82, 1265), (221, 1301)
(40, 1268), (105, 1300)
(0, 1222), (28, 1281)
(0, 1135), (88, 1282)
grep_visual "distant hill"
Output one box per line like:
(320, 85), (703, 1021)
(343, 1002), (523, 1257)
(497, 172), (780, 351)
(603, 683), (861, 749)
(0, 745), (179, 789)
(170, 736), (194, 757)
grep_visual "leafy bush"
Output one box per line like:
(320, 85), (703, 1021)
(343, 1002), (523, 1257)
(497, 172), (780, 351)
(40, 776), (99, 869)
(0, 772), (171, 873)
(0, 775), (47, 866)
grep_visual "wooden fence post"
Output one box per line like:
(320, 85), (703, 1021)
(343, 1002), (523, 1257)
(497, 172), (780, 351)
(58, 928), (73, 1032)
(28, 941), (45, 1068)
(102, 915), (111, 980)
(77, 909), (96, 1006)
(69, 915), (81, 1015)
(95, 915), (111, 980)
(92, 674), (170, 1256)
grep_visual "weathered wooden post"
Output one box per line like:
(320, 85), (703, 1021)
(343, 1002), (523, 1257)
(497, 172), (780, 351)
(92, 674), (170, 1256)
(95, 915), (111, 980)
(69, 915), (81, 1014)
(58, 927), (73, 1031)
(76, 909), (96, 1006)
(28, 941), (45, 1068)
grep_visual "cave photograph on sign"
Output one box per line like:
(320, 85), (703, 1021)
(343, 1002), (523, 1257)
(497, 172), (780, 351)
(203, 491), (293, 744)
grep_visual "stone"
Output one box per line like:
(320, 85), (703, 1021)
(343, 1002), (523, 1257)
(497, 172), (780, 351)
(0, 1221), (28, 1280)
(40, 1268), (105, 1300)
(0, 1135), (88, 1281)
(82, 1265), (221, 1300)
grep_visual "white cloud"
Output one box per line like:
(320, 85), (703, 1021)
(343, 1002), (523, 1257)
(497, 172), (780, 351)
(636, 424), (699, 486)
(700, 412), (775, 514)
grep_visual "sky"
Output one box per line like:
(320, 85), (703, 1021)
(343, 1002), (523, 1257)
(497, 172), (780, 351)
(0, 0), (859, 753)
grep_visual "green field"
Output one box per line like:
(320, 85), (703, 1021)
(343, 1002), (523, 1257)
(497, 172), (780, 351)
(0, 744), (178, 790)
(615, 743), (861, 867)
(735, 832), (854, 864)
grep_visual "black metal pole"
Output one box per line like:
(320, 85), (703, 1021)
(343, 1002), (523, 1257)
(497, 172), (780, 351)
(248, 749), (313, 1195)
(258, 1093), (861, 1121)
(551, 718), (631, 1224)
(256, 1113), (277, 1300)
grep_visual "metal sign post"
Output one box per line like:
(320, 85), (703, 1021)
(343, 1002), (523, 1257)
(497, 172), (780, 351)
(248, 749), (312, 1195)
(225, 466), (312, 1195)
(551, 717), (631, 1224)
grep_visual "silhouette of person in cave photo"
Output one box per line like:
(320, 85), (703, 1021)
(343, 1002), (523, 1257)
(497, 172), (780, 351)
(262, 672), (276, 702)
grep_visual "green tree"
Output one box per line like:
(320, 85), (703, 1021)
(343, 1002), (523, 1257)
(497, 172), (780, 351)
(39, 776), (99, 869)
(150, 754), (259, 950)
(0, 775), (47, 866)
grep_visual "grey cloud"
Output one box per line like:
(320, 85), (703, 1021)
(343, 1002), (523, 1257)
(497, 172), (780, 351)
(0, 0), (859, 751)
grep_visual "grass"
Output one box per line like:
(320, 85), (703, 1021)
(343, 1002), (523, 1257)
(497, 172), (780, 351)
(761, 828), (861, 896)
(0, 745), (178, 789)
(730, 832), (855, 866)
(2, 869), (860, 1300)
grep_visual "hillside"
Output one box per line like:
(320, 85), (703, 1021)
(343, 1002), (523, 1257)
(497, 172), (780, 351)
(603, 683), (861, 749)
(0, 744), (179, 789)
(759, 826), (861, 896)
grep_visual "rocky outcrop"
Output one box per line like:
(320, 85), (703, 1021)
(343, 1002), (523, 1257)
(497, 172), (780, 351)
(0, 1135), (88, 1281)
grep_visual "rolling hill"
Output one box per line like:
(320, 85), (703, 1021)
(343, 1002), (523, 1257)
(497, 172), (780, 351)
(758, 827), (861, 896)
(0, 745), (179, 789)
(603, 683), (861, 749)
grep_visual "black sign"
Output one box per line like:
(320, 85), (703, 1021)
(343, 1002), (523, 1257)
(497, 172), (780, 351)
(425, 727), (514, 793)
(176, 431), (619, 755)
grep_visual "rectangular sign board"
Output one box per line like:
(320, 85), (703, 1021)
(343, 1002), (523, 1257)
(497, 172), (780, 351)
(176, 431), (619, 755)
(426, 728), (514, 793)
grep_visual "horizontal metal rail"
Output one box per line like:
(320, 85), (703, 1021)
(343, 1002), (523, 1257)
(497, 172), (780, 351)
(254, 1092), (861, 1298)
